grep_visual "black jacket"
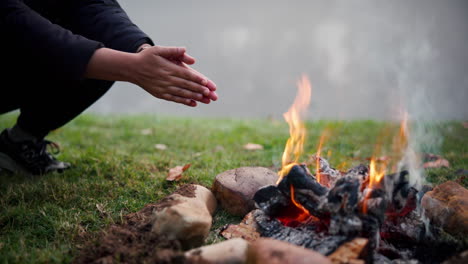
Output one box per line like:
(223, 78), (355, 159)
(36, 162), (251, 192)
(1, 0), (153, 81)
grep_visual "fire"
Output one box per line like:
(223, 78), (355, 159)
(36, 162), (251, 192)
(368, 158), (386, 187)
(362, 158), (387, 214)
(289, 185), (311, 222)
(362, 113), (408, 214)
(315, 132), (327, 183)
(277, 75), (312, 182)
(391, 111), (409, 172)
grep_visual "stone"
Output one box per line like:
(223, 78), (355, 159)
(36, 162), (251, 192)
(328, 238), (368, 264)
(185, 238), (249, 264)
(247, 238), (331, 264)
(151, 184), (217, 249)
(421, 181), (468, 236)
(212, 167), (278, 216)
(443, 250), (468, 264)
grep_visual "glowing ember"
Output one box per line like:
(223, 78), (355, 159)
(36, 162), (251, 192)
(277, 75), (312, 182)
(289, 185), (311, 222)
(276, 185), (319, 227)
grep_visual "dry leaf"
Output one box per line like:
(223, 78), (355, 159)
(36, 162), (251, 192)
(220, 211), (260, 242)
(96, 203), (108, 217)
(141, 128), (153, 135)
(243, 143), (264, 151)
(166, 164), (191, 181)
(423, 159), (450, 169)
(422, 153), (450, 169)
(463, 122), (468, 129)
(154, 144), (167, 150)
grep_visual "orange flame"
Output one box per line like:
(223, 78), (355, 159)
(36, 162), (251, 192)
(391, 111), (409, 171)
(369, 158), (386, 187)
(277, 75), (312, 182)
(315, 132), (327, 183)
(362, 158), (387, 214)
(289, 185), (311, 222)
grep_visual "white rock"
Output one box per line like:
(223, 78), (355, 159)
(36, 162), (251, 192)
(151, 184), (217, 249)
(185, 238), (249, 264)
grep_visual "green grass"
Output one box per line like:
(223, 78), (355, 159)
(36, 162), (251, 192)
(0, 113), (466, 263)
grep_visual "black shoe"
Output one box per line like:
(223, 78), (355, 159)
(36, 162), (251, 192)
(0, 129), (71, 175)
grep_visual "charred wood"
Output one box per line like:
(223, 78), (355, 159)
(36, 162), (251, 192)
(253, 209), (348, 255)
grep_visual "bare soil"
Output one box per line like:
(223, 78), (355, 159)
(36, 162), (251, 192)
(74, 185), (199, 264)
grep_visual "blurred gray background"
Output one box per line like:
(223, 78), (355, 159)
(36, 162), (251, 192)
(89, 0), (468, 120)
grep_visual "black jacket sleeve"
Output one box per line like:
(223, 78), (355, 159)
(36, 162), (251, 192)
(67, 0), (154, 53)
(0, 0), (104, 81)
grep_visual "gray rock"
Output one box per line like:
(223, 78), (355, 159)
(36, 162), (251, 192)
(212, 167), (278, 216)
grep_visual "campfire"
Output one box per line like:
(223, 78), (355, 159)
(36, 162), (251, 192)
(75, 76), (466, 264)
(250, 76), (460, 263)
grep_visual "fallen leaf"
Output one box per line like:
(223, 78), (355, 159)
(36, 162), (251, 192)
(154, 144), (167, 150)
(220, 211), (260, 242)
(166, 164), (191, 181)
(423, 159), (450, 169)
(96, 203), (108, 217)
(243, 143), (264, 151)
(463, 122), (468, 128)
(140, 128), (152, 135)
(422, 153), (450, 169)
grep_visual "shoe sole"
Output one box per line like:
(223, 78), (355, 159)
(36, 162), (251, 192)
(0, 152), (34, 176)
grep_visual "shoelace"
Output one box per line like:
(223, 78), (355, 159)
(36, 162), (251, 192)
(39, 140), (61, 156)
(23, 140), (61, 161)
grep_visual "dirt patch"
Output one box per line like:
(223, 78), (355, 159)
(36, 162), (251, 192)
(174, 184), (197, 198)
(74, 190), (192, 264)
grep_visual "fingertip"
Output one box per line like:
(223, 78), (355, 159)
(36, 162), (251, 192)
(175, 47), (186, 56)
(201, 97), (211, 104)
(207, 80), (217, 91)
(183, 55), (195, 65)
(210, 91), (218, 101)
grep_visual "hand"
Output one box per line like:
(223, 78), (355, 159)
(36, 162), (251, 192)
(132, 45), (217, 107)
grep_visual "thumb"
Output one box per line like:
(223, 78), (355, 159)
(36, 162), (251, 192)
(154, 46), (186, 58)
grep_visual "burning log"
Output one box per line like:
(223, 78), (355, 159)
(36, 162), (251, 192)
(253, 185), (290, 216)
(252, 161), (430, 254)
(252, 209), (348, 255)
(328, 238), (369, 264)
(311, 156), (344, 187)
(277, 164), (329, 218)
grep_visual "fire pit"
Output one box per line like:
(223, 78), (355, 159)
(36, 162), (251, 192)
(252, 161), (461, 263)
(244, 75), (464, 263)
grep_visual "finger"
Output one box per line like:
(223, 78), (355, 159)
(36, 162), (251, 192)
(167, 63), (208, 86)
(208, 91), (218, 101)
(160, 93), (196, 107)
(170, 76), (211, 96)
(167, 86), (208, 102)
(206, 79), (217, 91)
(182, 53), (196, 65)
(181, 63), (217, 91)
(154, 46), (186, 58)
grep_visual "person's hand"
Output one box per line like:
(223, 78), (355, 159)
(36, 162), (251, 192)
(132, 45), (217, 107)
